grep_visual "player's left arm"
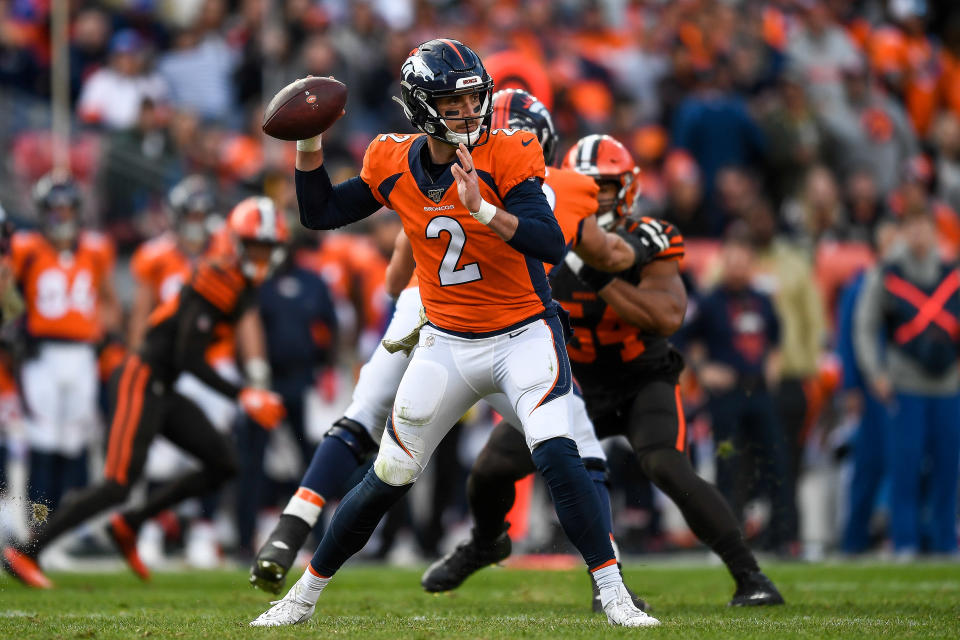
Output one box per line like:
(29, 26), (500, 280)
(574, 215), (636, 272)
(235, 306), (271, 390)
(385, 230), (416, 299)
(452, 143), (564, 264)
(598, 260), (687, 336)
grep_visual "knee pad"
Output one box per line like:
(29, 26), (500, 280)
(393, 360), (447, 427)
(325, 417), (378, 463)
(373, 445), (422, 487)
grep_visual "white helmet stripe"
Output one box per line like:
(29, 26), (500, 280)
(257, 197), (276, 240)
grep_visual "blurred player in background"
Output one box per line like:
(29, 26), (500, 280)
(2, 197), (288, 589)
(427, 134), (783, 608)
(249, 89), (641, 608)
(128, 176), (254, 567)
(251, 39), (657, 627)
(10, 174), (120, 511)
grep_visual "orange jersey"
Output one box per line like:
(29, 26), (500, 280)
(298, 233), (389, 333)
(544, 167), (599, 250)
(361, 130), (548, 333)
(130, 233), (193, 303)
(12, 230), (114, 342)
(132, 231), (236, 363)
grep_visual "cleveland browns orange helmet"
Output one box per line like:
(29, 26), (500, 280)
(562, 134), (640, 229)
(227, 196), (290, 284)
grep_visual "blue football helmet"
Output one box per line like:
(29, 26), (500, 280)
(490, 88), (558, 166)
(394, 39), (494, 147)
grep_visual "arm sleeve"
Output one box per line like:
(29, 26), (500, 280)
(295, 167), (383, 230)
(502, 178), (566, 264)
(853, 268), (886, 384)
(173, 289), (243, 399)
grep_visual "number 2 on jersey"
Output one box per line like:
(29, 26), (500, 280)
(425, 216), (482, 286)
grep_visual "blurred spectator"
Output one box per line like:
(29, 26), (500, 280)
(819, 61), (917, 197)
(760, 72), (827, 205)
(837, 218), (899, 554)
(77, 29), (168, 131)
(96, 99), (179, 245)
(868, 0), (940, 137)
(786, 0), (861, 116)
(844, 169), (887, 245)
(715, 166), (762, 228)
(747, 200), (826, 548)
(781, 165), (846, 247)
(661, 150), (709, 237)
(69, 7), (111, 102)
(0, 10), (45, 97)
(158, 0), (240, 124)
(683, 225), (797, 552)
(888, 155), (960, 260)
(672, 62), (767, 234)
(854, 205), (960, 556)
(932, 113), (960, 216)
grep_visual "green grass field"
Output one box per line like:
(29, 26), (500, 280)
(1, 562), (958, 639)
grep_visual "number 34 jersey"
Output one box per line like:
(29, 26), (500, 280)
(549, 217), (685, 396)
(361, 130), (549, 335)
(11, 230), (115, 342)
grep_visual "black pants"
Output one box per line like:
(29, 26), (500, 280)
(776, 377), (808, 541)
(27, 355), (237, 555)
(234, 381), (311, 554)
(469, 379), (760, 582)
(709, 387), (797, 548)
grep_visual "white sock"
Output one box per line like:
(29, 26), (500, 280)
(292, 565), (330, 606)
(282, 487), (326, 527)
(592, 562), (624, 608)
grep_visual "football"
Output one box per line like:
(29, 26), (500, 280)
(262, 76), (347, 141)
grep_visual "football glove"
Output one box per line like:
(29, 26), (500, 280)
(239, 388), (286, 430)
(620, 219), (670, 267)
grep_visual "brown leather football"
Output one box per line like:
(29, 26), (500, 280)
(262, 76), (347, 141)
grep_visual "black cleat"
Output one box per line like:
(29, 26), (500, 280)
(590, 565), (648, 613)
(421, 529), (511, 592)
(249, 515), (312, 594)
(729, 571), (785, 606)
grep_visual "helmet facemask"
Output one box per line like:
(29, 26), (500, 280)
(397, 83), (493, 147)
(238, 238), (286, 286)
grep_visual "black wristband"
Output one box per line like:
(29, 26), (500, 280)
(575, 263), (616, 291)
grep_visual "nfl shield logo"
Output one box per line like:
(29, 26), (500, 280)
(427, 188), (445, 204)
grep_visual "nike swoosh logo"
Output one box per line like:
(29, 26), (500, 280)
(521, 138), (534, 146)
(509, 328), (529, 338)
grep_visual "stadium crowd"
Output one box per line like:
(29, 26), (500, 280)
(0, 0), (958, 570)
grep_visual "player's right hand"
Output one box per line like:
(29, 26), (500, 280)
(239, 388), (286, 430)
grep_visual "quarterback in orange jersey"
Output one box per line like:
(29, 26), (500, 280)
(2, 197), (288, 589)
(10, 173), (120, 511)
(252, 39), (657, 628)
(248, 88), (639, 599)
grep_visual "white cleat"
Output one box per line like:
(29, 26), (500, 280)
(249, 582), (316, 627)
(603, 584), (661, 627)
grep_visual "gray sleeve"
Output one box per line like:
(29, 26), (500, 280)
(853, 268), (886, 384)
